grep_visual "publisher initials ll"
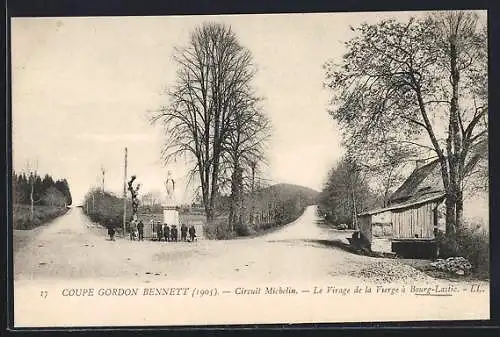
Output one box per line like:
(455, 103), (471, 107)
(471, 284), (485, 293)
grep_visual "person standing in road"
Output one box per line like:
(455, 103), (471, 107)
(108, 227), (116, 241)
(180, 223), (188, 241)
(171, 225), (178, 242)
(164, 224), (170, 242)
(156, 221), (163, 242)
(129, 220), (137, 241)
(137, 220), (144, 241)
(150, 219), (155, 240)
(188, 225), (196, 242)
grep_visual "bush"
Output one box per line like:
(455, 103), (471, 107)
(203, 219), (236, 240)
(438, 224), (489, 278)
(457, 225), (489, 277)
(235, 222), (255, 236)
(84, 190), (130, 230)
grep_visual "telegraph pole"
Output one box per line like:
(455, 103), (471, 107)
(101, 165), (106, 193)
(123, 147), (128, 235)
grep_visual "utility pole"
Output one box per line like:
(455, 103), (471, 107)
(101, 165), (106, 193)
(123, 147), (128, 236)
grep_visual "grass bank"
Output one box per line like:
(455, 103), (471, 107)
(13, 204), (69, 230)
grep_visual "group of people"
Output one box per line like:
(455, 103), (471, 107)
(128, 219), (145, 241)
(152, 221), (196, 242)
(106, 219), (198, 242)
(125, 219), (196, 242)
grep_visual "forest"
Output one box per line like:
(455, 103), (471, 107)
(12, 171), (72, 230)
(13, 171), (72, 207)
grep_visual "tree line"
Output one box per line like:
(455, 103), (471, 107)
(318, 155), (380, 228)
(83, 188), (130, 230)
(210, 183), (318, 237)
(151, 22), (272, 235)
(13, 171), (72, 207)
(323, 11), (488, 252)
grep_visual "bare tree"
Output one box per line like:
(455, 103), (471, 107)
(351, 144), (414, 207)
(24, 159), (39, 221)
(152, 22), (260, 224)
(324, 11), (487, 248)
(319, 154), (376, 228)
(140, 190), (162, 208)
(220, 92), (271, 231)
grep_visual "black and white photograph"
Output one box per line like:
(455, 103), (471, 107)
(11, 9), (490, 327)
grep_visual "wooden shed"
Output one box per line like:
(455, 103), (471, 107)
(357, 141), (486, 256)
(357, 193), (445, 255)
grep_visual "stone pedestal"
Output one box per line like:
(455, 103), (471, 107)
(163, 205), (179, 226)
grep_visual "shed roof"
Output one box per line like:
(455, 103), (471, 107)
(358, 139), (487, 218)
(389, 159), (442, 205)
(389, 139), (487, 206)
(358, 192), (445, 216)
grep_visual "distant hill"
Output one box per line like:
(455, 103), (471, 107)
(256, 183), (319, 205)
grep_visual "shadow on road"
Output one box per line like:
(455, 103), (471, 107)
(302, 239), (358, 253)
(266, 238), (357, 253)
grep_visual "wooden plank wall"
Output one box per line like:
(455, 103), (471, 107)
(392, 202), (435, 239)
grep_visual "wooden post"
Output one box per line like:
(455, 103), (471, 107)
(123, 147), (128, 236)
(101, 165), (106, 194)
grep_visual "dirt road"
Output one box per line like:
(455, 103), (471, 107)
(13, 206), (490, 326)
(13, 206), (365, 282)
(12, 205), (483, 285)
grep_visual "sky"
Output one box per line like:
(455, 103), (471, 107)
(11, 10), (483, 206)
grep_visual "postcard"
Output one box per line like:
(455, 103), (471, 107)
(11, 10), (489, 327)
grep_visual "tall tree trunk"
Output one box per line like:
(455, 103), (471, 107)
(445, 195), (456, 237)
(250, 162), (256, 225)
(456, 189), (464, 232)
(208, 152), (221, 224)
(199, 168), (212, 224)
(228, 164), (242, 233)
(445, 34), (464, 246)
(449, 36), (465, 231)
(351, 184), (357, 230)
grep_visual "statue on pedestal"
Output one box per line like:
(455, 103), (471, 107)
(163, 170), (179, 226)
(164, 170), (176, 207)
